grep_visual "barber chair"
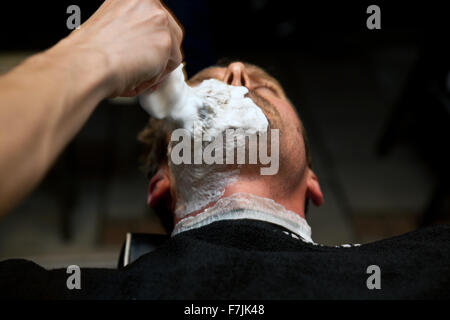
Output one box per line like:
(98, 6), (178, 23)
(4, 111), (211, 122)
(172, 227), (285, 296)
(117, 233), (169, 268)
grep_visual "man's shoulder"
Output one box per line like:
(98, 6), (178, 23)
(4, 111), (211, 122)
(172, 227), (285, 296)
(175, 219), (450, 250)
(357, 224), (450, 250)
(1, 223), (448, 299)
(0, 258), (60, 299)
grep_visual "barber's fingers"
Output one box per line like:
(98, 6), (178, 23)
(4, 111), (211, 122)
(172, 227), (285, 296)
(126, 4), (183, 97)
(121, 76), (166, 97)
(121, 82), (151, 97)
(123, 40), (182, 97)
(131, 20), (182, 96)
(163, 6), (184, 74)
(164, 47), (183, 80)
(168, 7), (184, 48)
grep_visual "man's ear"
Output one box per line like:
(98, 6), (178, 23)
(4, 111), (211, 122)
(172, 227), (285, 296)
(305, 169), (324, 206)
(147, 166), (171, 208)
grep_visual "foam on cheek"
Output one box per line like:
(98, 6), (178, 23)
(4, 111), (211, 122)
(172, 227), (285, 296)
(139, 64), (268, 218)
(191, 79), (268, 139)
(140, 64), (268, 135)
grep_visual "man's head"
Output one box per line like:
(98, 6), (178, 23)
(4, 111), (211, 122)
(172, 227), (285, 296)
(139, 61), (323, 232)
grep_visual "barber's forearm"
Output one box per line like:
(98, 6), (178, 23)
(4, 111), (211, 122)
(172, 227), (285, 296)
(0, 39), (112, 216)
(0, 0), (183, 216)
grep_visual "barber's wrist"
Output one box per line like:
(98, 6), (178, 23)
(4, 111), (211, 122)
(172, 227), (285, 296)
(41, 33), (118, 100)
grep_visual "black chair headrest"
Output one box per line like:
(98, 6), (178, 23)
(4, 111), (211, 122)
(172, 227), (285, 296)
(117, 233), (169, 268)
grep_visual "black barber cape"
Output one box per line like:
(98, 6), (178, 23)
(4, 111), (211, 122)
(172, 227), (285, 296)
(1, 219), (449, 299)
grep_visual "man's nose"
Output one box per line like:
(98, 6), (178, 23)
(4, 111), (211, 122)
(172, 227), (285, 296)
(223, 62), (251, 87)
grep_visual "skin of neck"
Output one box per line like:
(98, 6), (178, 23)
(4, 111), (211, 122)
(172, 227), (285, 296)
(172, 173), (307, 226)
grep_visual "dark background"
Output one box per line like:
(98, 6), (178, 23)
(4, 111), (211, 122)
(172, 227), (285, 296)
(0, 1), (448, 267)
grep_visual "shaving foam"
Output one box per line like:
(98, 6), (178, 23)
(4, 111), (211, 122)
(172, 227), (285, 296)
(139, 64), (269, 218)
(139, 64), (268, 137)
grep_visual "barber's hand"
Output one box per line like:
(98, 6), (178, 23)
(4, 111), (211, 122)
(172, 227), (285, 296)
(63, 0), (183, 97)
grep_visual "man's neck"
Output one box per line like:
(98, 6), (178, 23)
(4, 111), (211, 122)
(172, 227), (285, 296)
(171, 192), (313, 243)
(173, 177), (307, 226)
(223, 178), (306, 218)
